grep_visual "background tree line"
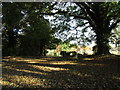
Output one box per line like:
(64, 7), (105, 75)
(2, 2), (61, 56)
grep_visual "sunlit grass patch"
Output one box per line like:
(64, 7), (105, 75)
(113, 76), (120, 80)
(68, 70), (92, 77)
(30, 65), (69, 72)
(1, 80), (20, 88)
(49, 61), (78, 65)
(83, 58), (94, 60)
(2, 75), (47, 88)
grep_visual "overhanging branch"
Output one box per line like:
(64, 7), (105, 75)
(78, 22), (89, 27)
(75, 2), (97, 31)
(76, 2), (95, 19)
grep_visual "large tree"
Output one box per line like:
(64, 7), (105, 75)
(42, 2), (120, 55)
(75, 2), (120, 55)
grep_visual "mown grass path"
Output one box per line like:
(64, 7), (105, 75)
(1, 55), (120, 89)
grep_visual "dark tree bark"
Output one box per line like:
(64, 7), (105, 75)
(96, 32), (111, 55)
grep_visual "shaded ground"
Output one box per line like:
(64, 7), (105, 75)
(1, 55), (120, 89)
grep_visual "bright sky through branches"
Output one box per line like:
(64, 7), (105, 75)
(44, 15), (119, 48)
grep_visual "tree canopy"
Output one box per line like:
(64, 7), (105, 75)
(2, 2), (120, 56)
(2, 2), (59, 56)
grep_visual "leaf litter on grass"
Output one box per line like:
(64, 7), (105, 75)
(2, 55), (120, 88)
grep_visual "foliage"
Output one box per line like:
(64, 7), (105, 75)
(19, 15), (51, 56)
(2, 2), (24, 56)
(47, 38), (62, 49)
(59, 42), (77, 51)
(2, 2), (120, 55)
(109, 27), (120, 46)
(2, 2), (56, 56)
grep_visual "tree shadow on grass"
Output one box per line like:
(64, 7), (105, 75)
(2, 56), (120, 88)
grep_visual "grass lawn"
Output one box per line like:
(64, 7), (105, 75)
(1, 55), (120, 89)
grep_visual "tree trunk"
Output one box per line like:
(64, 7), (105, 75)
(7, 28), (17, 56)
(43, 48), (46, 56)
(95, 30), (111, 55)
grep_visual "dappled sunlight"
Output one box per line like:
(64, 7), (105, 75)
(2, 56), (120, 88)
(3, 57), (48, 62)
(1, 79), (19, 87)
(49, 61), (78, 65)
(83, 58), (94, 60)
(69, 71), (92, 77)
(13, 59), (48, 62)
(0, 64), (2, 67)
(40, 57), (56, 60)
(27, 61), (40, 64)
(113, 76), (120, 80)
(14, 59), (48, 64)
(3, 66), (47, 75)
(2, 75), (46, 88)
(49, 61), (105, 67)
(77, 73), (92, 77)
(30, 65), (69, 72)
(28, 59), (48, 62)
